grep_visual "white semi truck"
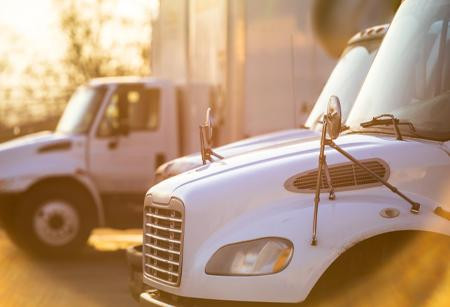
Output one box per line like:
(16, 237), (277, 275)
(126, 23), (388, 299)
(140, 0), (450, 305)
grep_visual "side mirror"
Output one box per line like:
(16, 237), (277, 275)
(325, 95), (342, 140)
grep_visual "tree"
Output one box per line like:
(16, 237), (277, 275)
(55, 0), (151, 93)
(0, 0), (151, 130)
(0, 58), (7, 74)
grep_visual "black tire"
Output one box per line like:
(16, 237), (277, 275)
(13, 183), (95, 256)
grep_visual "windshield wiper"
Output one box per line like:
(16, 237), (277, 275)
(360, 114), (416, 140)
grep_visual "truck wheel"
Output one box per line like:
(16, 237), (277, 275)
(14, 184), (95, 256)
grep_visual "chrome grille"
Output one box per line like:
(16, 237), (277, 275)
(285, 159), (390, 193)
(143, 199), (184, 286)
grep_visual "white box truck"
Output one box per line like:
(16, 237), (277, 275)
(0, 77), (216, 254)
(140, 0), (450, 305)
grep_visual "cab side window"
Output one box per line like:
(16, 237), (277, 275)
(97, 86), (160, 137)
(128, 89), (160, 130)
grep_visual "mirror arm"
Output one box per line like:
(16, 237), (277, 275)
(311, 117), (327, 246)
(328, 140), (420, 213)
(311, 116), (420, 246)
(210, 150), (224, 160)
(392, 118), (402, 140)
(200, 126), (208, 165)
(199, 125), (223, 165)
(311, 96), (421, 246)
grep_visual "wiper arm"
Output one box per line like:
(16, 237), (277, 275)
(360, 114), (416, 140)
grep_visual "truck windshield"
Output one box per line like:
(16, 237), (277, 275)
(305, 37), (381, 129)
(56, 86), (107, 134)
(346, 0), (450, 141)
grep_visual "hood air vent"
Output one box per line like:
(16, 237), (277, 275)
(285, 159), (390, 193)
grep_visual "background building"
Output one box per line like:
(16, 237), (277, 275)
(150, 0), (397, 145)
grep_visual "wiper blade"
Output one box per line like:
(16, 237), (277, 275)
(360, 114), (416, 140)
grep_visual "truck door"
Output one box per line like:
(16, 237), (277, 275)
(87, 83), (166, 227)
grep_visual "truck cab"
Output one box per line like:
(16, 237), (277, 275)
(140, 0), (450, 305)
(0, 77), (180, 254)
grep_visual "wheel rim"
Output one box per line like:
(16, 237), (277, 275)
(32, 200), (80, 246)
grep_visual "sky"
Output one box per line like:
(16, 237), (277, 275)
(0, 0), (57, 40)
(0, 0), (156, 62)
(0, 0), (62, 62)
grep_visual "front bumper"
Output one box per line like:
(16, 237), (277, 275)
(140, 290), (286, 307)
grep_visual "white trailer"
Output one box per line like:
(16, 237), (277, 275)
(150, 0), (398, 145)
(151, 0), (337, 144)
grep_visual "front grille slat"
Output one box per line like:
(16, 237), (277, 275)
(147, 254), (180, 266)
(146, 223), (183, 234)
(145, 264), (180, 277)
(143, 200), (184, 287)
(144, 243), (181, 255)
(145, 233), (182, 245)
(285, 159), (390, 193)
(146, 212), (182, 223)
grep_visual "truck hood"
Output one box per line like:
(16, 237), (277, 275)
(0, 131), (70, 152)
(0, 131), (85, 186)
(149, 134), (449, 207)
(155, 129), (319, 182)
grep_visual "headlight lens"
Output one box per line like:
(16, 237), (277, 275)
(205, 237), (293, 276)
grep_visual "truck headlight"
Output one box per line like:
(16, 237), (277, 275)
(205, 237), (293, 276)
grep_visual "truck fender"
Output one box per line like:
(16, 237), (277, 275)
(194, 199), (449, 303)
(300, 202), (449, 301)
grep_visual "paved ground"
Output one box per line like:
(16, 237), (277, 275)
(0, 228), (142, 307)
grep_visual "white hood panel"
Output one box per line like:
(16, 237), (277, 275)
(0, 132), (86, 192)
